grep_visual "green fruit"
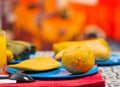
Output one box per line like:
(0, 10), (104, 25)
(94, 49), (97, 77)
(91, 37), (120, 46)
(7, 41), (36, 60)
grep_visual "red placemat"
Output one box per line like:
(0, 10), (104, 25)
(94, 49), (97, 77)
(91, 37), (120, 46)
(0, 71), (105, 87)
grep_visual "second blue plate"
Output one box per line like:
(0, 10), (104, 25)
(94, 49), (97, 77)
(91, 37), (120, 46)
(96, 53), (120, 66)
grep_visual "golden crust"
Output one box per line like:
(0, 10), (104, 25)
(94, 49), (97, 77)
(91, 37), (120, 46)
(62, 44), (95, 74)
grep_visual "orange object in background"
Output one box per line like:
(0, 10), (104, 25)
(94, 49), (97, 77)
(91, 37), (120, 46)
(33, 9), (86, 50)
(114, 0), (120, 41)
(69, 0), (112, 38)
(13, 0), (86, 50)
(44, 0), (56, 14)
(41, 11), (85, 42)
(13, 0), (41, 41)
(69, 0), (120, 42)
(5, 0), (120, 50)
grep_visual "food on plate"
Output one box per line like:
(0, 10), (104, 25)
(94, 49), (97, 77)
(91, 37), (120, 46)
(9, 56), (60, 71)
(7, 49), (14, 62)
(7, 40), (36, 60)
(54, 39), (110, 61)
(62, 44), (95, 74)
(54, 49), (65, 61)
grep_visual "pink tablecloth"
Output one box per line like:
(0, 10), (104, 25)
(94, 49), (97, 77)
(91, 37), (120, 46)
(0, 71), (105, 87)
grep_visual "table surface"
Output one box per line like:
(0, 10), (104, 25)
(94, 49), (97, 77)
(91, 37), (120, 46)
(99, 51), (120, 87)
(36, 51), (120, 87)
(99, 65), (120, 87)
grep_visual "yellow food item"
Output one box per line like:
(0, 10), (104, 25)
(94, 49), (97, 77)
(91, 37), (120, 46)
(0, 34), (7, 67)
(53, 42), (76, 54)
(53, 39), (110, 54)
(54, 49), (65, 61)
(7, 49), (14, 62)
(62, 44), (95, 74)
(53, 39), (110, 61)
(83, 40), (110, 61)
(9, 56), (60, 71)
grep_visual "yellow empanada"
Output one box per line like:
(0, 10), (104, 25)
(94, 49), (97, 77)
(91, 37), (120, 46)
(9, 56), (60, 71)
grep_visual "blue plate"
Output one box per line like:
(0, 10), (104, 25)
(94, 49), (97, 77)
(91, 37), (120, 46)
(96, 53), (120, 66)
(7, 65), (98, 79)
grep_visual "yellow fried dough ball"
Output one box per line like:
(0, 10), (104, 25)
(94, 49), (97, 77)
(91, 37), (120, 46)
(62, 44), (95, 74)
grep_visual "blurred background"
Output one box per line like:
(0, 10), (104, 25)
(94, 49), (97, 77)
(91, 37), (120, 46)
(1, 0), (120, 51)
